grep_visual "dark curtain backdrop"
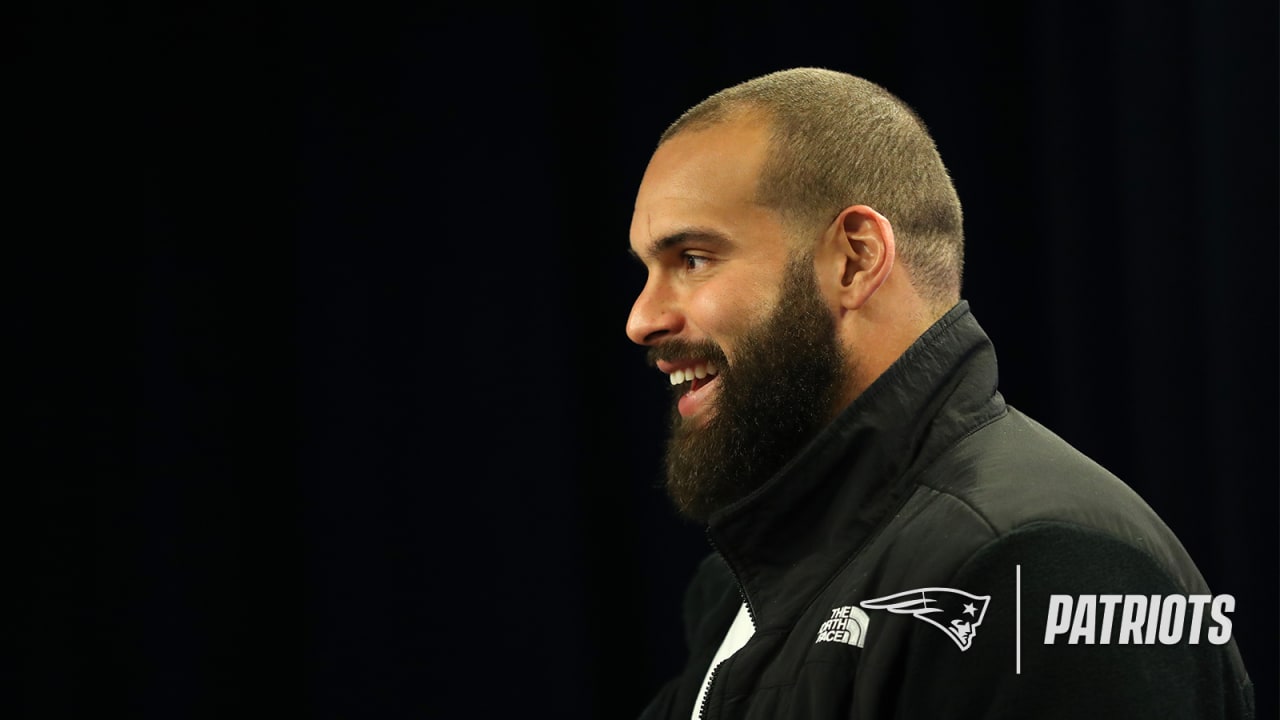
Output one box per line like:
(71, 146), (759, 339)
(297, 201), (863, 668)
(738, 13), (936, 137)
(18, 1), (1276, 718)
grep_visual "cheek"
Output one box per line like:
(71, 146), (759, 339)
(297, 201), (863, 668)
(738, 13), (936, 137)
(687, 281), (771, 341)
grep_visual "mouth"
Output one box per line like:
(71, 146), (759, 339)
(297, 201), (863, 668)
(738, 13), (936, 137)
(657, 359), (722, 419)
(666, 360), (721, 393)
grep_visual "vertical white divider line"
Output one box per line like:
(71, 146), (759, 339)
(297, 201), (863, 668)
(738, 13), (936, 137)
(1016, 564), (1022, 675)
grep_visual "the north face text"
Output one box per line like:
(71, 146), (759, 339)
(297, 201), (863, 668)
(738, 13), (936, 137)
(815, 606), (869, 647)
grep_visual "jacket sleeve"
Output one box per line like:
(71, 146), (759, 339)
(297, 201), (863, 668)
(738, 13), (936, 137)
(890, 521), (1255, 719)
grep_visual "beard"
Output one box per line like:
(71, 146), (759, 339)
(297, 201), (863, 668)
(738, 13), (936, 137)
(652, 256), (852, 523)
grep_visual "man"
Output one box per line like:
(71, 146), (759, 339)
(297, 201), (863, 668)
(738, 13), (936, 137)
(626, 68), (1253, 719)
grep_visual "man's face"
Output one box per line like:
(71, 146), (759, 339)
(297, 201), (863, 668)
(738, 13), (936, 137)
(627, 117), (851, 521)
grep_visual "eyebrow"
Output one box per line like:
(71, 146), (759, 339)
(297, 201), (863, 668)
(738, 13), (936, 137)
(628, 229), (733, 263)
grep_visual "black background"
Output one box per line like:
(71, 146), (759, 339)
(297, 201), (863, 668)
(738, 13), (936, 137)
(17, 2), (1277, 718)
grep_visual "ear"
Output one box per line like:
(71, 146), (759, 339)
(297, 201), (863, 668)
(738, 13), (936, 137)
(823, 204), (895, 310)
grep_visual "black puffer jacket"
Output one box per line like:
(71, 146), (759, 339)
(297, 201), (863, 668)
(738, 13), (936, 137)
(639, 302), (1254, 720)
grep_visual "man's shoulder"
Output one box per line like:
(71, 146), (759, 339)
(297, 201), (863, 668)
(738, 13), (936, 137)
(893, 406), (1212, 595)
(920, 406), (1167, 534)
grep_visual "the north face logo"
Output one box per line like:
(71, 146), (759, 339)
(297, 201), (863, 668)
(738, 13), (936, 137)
(814, 605), (870, 647)
(861, 587), (991, 651)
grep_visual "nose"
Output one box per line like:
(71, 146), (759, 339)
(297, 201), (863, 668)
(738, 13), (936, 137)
(626, 274), (683, 346)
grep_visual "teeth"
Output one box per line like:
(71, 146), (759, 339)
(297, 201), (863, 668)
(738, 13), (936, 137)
(668, 362), (719, 386)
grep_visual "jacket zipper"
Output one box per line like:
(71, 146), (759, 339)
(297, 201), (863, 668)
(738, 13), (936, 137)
(700, 530), (756, 719)
(698, 663), (719, 719)
(706, 529), (758, 625)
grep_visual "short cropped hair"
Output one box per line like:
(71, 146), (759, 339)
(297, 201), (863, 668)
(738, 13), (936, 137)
(660, 67), (965, 307)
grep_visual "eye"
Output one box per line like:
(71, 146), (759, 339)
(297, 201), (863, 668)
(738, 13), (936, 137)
(682, 253), (710, 272)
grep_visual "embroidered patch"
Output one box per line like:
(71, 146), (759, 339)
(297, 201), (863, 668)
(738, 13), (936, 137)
(814, 605), (870, 647)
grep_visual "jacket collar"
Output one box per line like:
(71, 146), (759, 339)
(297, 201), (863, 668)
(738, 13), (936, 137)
(705, 301), (1006, 629)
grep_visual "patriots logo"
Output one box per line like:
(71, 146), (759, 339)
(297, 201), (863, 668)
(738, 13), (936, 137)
(860, 587), (991, 651)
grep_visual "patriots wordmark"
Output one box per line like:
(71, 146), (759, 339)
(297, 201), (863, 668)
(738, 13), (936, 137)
(1044, 594), (1235, 645)
(861, 588), (991, 651)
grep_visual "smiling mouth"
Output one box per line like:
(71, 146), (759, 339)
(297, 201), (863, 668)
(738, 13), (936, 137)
(668, 360), (720, 393)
